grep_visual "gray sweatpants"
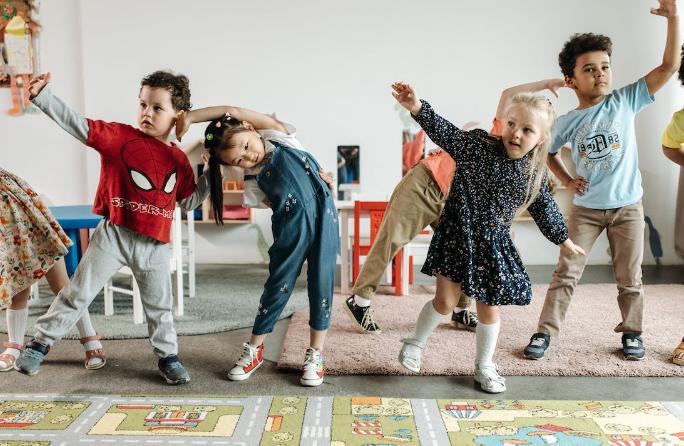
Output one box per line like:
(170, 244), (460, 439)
(35, 219), (177, 358)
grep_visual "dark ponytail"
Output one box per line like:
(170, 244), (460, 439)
(203, 115), (252, 225)
(207, 155), (225, 225)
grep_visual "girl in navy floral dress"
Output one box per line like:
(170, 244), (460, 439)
(392, 81), (585, 393)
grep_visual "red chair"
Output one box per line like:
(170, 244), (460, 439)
(352, 201), (410, 296)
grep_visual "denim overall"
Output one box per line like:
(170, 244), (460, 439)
(249, 142), (339, 335)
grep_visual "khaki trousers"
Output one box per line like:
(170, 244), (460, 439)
(537, 199), (645, 337)
(352, 162), (471, 308)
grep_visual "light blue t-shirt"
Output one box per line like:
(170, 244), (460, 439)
(550, 77), (654, 209)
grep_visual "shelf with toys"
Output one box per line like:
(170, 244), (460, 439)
(197, 179), (255, 224)
(514, 144), (575, 222)
(182, 140), (255, 224)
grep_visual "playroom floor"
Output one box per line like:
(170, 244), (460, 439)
(4, 264), (683, 401)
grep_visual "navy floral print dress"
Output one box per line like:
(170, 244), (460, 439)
(414, 101), (568, 306)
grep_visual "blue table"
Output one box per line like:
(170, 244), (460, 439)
(50, 205), (103, 277)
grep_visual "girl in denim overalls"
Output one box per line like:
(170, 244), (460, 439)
(177, 106), (338, 386)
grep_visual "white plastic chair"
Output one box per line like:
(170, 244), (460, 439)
(103, 265), (144, 324)
(180, 207), (196, 298)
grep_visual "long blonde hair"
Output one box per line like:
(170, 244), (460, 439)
(505, 92), (556, 213)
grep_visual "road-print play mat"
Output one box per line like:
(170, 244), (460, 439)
(1, 394), (684, 445)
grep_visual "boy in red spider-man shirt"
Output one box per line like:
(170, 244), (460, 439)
(15, 71), (209, 385)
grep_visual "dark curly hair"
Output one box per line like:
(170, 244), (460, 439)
(140, 70), (192, 111)
(558, 33), (612, 78)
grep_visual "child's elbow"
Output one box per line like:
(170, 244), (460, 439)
(669, 62), (681, 75)
(662, 59), (681, 76)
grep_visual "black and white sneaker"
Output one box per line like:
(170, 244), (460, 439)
(344, 295), (381, 334)
(450, 309), (478, 332)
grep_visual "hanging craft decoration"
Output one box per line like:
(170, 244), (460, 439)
(0, 1), (41, 116)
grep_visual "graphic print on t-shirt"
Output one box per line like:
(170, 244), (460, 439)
(575, 119), (623, 172)
(121, 138), (177, 209)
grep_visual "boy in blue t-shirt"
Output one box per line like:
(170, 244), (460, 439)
(524, 0), (680, 361)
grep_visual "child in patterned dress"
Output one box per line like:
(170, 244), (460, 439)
(176, 106), (337, 387)
(345, 78), (566, 336)
(392, 81), (585, 393)
(0, 168), (105, 372)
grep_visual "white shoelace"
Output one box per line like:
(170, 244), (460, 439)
(530, 337), (546, 347)
(465, 311), (478, 325)
(625, 339), (640, 348)
(303, 349), (322, 372)
(235, 343), (258, 367)
(360, 307), (378, 329)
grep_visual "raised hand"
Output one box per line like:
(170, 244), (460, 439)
(391, 82), (422, 115)
(318, 167), (334, 192)
(175, 110), (191, 142)
(28, 72), (51, 98)
(651, 0), (678, 18)
(546, 78), (567, 98)
(201, 154), (210, 175)
(426, 148), (444, 157)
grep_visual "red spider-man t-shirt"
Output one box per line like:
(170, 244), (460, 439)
(87, 120), (196, 243)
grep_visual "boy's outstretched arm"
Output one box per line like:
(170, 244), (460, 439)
(176, 106), (287, 142)
(29, 72), (89, 145)
(645, 0), (681, 95)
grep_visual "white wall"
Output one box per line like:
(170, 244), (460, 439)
(6, 0), (683, 265)
(1, 0), (87, 204)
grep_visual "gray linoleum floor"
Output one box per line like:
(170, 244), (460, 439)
(4, 264), (683, 400)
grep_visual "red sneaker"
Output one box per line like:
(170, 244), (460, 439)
(228, 342), (264, 381)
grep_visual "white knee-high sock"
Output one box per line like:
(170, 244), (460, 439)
(7, 308), (28, 346)
(410, 301), (446, 343)
(475, 320), (500, 367)
(1, 308), (28, 367)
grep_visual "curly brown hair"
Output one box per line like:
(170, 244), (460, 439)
(140, 70), (192, 111)
(558, 33), (612, 78)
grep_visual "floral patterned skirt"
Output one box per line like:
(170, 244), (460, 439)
(0, 168), (72, 307)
